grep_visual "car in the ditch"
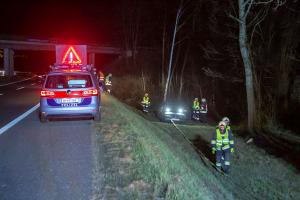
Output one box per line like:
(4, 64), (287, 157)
(156, 101), (189, 122)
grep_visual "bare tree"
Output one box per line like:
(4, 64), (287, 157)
(231, 0), (286, 133)
(163, 4), (183, 102)
(178, 47), (189, 99)
(141, 68), (146, 92)
(161, 20), (167, 94)
(121, 0), (141, 68)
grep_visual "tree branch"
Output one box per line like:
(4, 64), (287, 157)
(202, 67), (243, 83)
(243, 0), (252, 7)
(229, 13), (243, 24)
(250, 7), (269, 46)
(253, 0), (274, 5)
(245, 0), (254, 18)
(273, 0), (286, 10)
(248, 8), (264, 27)
(175, 35), (189, 46)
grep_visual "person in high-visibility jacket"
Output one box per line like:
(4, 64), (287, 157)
(193, 98), (200, 110)
(105, 73), (112, 93)
(98, 71), (105, 82)
(141, 93), (150, 106)
(199, 98), (208, 123)
(141, 93), (150, 113)
(97, 71), (105, 92)
(105, 73), (112, 85)
(211, 121), (234, 174)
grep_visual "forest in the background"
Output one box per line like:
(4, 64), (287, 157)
(106, 0), (300, 134)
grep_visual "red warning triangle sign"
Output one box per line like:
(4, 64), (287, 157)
(62, 46), (82, 64)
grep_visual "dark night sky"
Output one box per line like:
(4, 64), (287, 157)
(0, 1), (119, 45)
(0, 1), (129, 72)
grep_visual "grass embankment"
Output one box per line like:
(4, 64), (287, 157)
(92, 94), (233, 200)
(176, 124), (300, 200)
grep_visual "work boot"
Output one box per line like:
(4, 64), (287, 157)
(223, 167), (230, 174)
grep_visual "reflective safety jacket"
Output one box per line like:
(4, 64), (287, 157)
(99, 71), (105, 81)
(200, 102), (207, 113)
(105, 76), (112, 85)
(211, 127), (234, 151)
(142, 96), (150, 104)
(193, 100), (200, 110)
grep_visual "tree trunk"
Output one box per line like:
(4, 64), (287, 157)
(164, 7), (181, 102)
(178, 49), (188, 99)
(238, 0), (255, 133)
(161, 21), (166, 94)
(141, 69), (146, 92)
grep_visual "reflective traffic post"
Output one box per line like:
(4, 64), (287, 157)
(4, 48), (14, 77)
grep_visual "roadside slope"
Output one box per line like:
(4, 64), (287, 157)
(177, 124), (300, 200)
(92, 94), (234, 200)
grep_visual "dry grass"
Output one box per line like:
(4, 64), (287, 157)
(178, 124), (300, 200)
(92, 94), (300, 200)
(92, 94), (233, 199)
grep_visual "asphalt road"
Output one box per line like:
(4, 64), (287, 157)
(0, 77), (94, 200)
(0, 77), (42, 127)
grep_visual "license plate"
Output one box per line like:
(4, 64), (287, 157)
(61, 98), (80, 103)
(61, 103), (78, 107)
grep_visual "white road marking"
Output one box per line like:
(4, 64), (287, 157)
(0, 93), (3, 96)
(0, 75), (37, 87)
(31, 83), (36, 86)
(16, 87), (25, 90)
(0, 103), (40, 135)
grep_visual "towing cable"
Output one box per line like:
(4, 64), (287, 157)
(169, 120), (226, 175)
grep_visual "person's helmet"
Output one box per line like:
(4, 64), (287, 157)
(218, 121), (226, 127)
(145, 93), (148, 96)
(222, 117), (230, 125)
(201, 98), (206, 102)
(194, 97), (198, 101)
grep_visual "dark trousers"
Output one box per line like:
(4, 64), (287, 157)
(200, 113), (207, 123)
(215, 149), (231, 173)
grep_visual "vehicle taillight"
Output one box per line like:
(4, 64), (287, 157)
(82, 89), (98, 96)
(41, 90), (55, 97)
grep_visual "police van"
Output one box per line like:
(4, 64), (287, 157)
(39, 45), (101, 122)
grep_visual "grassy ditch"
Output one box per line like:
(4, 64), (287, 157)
(177, 124), (300, 200)
(92, 94), (233, 200)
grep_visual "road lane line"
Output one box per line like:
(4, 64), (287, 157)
(0, 93), (3, 96)
(0, 75), (37, 87)
(16, 86), (25, 90)
(31, 83), (36, 86)
(0, 103), (40, 135)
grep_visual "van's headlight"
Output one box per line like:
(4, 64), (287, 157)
(178, 108), (183, 113)
(165, 107), (171, 112)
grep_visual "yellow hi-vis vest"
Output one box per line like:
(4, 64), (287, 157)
(211, 128), (234, 151)
(142, 96), (150, 104)
(193, 100), (200, 109)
